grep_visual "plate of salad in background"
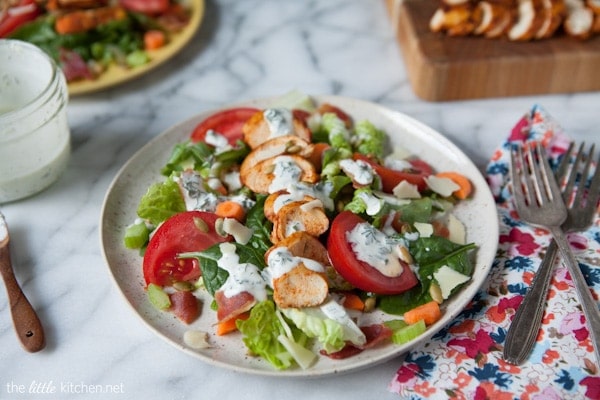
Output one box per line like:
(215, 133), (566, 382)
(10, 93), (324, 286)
(2, 0), (204, 95)
(100, 93), (499, 377)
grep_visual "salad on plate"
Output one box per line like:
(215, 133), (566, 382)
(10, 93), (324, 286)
(1, 0), (193, 82)
(122, 93), (478, 370)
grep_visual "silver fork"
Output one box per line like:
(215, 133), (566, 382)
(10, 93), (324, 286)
(503, 142), (600, 365)
(505, 142), (600, 365)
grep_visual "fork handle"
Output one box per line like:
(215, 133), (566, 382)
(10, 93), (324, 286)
(551, 226), (600, 363)
(503, 240), (559, 365)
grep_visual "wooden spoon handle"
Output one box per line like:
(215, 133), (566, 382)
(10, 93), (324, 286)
(0, 248), (45, 352)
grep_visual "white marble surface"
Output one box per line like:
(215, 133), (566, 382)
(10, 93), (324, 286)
(1, 1), (600, 399)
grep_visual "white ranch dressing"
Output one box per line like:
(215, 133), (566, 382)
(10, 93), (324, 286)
(263, 247), (325, 287)
(176, 170), (218, 212)
(268, 156), (303, 193)
(273, 181), (334, 214)
(339, 159), (375, 186)
(346, 222), (404, 277)
(217, 243), (267, 300)
(264, 108), (293, 138)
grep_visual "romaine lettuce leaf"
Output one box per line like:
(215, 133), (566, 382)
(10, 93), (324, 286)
(136, 178), (185, 226)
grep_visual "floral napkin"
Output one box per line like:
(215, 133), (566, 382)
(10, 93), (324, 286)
(388, 105), (600, 400)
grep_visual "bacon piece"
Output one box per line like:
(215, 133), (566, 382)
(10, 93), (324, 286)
(169, 291), (200, 324)
(320, 324), (394, 359)
(215, 290), (256, 323)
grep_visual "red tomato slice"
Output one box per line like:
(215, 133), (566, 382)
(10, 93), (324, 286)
(190, 107), (260, 145)
(353, 153), (431, 193)
(118, 0), (169, 15)
(327, 211), (418, 295)
(143, 211), (231, 286)
(0, 1), (41, 38)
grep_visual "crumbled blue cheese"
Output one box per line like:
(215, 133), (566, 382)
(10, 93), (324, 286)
(447, 214), (466, 245)
(392, 180), (421, 199)
(414, 222), (434, 238)
(433, 265), (470, 299)
(425, 175), (460, 197)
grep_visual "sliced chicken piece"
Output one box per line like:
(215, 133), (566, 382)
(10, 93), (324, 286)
(535, 0), (566, 38)
(242, 109), (312, 149)
(429, 4), (476, 36)
(273, 263), (329, 309)
(508, 0), (546, 40)
(564, 0), (595, 38)
(271, 200), (329, 244)
(265, 231), (330, 266)
(240, 154), (318, 195)
(239, 135), (313, 181)
(264, 191), (315, 222)
(473, 1), (514, 36)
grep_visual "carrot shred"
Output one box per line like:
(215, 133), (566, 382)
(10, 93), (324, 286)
(435, 172), (472, 199)
(342, 292), (365, 311)
(403, 301), (441, 326)
(216, 312), (250, 336)
(215, 201), (246, 222)
(308, 142), (331, 171)
(144, 30), (166, 50)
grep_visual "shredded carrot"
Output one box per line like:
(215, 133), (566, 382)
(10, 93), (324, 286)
(403, 301), (442, 326)
(216, 312), (250, 336)
(342, 292), (365, 311)
(436, 172), (472, 199)
(308, 142), (331, 172)
(215, 201), (246, 222)
(144, 30), (166, 50)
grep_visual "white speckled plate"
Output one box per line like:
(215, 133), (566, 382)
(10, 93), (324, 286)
(68, 0), (204, 95)
(100, 95), (498, 377)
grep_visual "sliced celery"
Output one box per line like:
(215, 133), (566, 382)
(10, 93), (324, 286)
(391, 319), (426, 345)
(147, 283), (171, 310)
(384, 319), (408, 331)
(123, 222), (150, 249)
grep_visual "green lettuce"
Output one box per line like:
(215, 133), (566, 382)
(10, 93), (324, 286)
(236, 301), (310, 370)
(136, 178), (186, 226)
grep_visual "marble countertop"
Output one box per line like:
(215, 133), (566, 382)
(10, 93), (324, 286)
(2, 1), (600, 399)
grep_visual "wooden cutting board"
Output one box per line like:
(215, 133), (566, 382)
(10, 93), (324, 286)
(386, 0), (600, 101)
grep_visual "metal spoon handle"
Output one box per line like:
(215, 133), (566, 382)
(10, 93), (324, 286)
(503, 240), (558, 364)
(0, 247), (45, 352)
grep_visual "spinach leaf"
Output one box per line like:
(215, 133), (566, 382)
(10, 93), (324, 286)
(245, 195), (273, 256)
(182, 242), (267, 297)
(379, 236), (476, 315)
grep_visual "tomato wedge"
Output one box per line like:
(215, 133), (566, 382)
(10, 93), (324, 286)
(143, 211), (231, 286)
(190, 107), (260, 145)
(0, 0), (41, 38)
(327, 211), (418, 295)
(353, 153), (432, 193)
(119, 0), (169, 15)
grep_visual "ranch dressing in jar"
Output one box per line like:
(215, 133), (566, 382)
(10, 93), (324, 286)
(0, 40), (71, 203)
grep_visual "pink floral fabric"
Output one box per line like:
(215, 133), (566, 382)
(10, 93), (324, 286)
(388, 105), (600, 399)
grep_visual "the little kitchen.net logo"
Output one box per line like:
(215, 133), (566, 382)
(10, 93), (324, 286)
(5, 380), (125, 397)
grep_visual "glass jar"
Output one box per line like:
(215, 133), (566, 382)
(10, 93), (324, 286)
(0, 39), (71, 203)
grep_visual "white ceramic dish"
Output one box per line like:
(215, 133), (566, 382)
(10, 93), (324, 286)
(100, 95), (499, 377)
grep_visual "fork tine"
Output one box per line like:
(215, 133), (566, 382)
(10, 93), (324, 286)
(572, 143), (593, 207)
(537, 143), (563, 204)
(528, 143), (551, 205)
(510, 146), (529, 209)
(556, 142), (576, 188)
(586, 144), (600, 209)
(564, 142), (586, 205)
